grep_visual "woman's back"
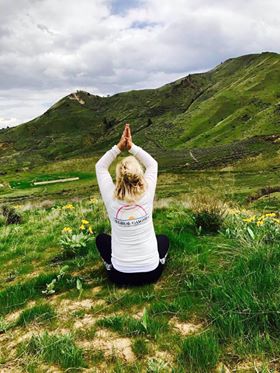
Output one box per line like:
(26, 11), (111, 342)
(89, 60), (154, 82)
(95, 142), (159, 273)
(109, 187), (159, 273)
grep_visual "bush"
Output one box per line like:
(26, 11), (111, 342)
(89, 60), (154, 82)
(189, 194), (228, 234)
(1, 204), (22, 224)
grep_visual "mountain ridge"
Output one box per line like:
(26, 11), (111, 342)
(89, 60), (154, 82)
(0, 51), (279, 171)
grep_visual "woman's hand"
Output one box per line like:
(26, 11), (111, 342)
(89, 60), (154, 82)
(126, 123), (132, 150)
(117, 123), (132, 151)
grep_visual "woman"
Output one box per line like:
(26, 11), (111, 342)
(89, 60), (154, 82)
(95, 123), (169, 286)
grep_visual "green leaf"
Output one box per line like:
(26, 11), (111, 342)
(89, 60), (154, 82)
(247, 226), (255, 240)
(76, 278), (83, 292)
(141, 307), (148, 331)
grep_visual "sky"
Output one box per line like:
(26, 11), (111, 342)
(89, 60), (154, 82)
(0, 0), (279, 129)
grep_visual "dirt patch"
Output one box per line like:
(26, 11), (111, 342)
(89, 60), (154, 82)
(73, 314), (97, 329)
(152, 350), (175, 367)
(91, 285), (103, 295)
(68, 92), (85, 105)
(214, 362), (231, 372)
(59, 298), (96, 312)
(4, 300), (37, 323)
(5, 309), (23, 324)
(39, 365), (63, 373)
(0, 325), (41, 366)
(0, 365), (24, 373)
(50, 295), (106, 317)
(233, 358), (268, 371)
(169, 316), (204, 336)
(77, 329), (135, 363)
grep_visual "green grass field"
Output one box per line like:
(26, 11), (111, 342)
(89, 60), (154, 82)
(0, 162), (279, 371)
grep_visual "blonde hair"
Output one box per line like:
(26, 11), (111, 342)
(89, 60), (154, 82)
(114, 156), (147, 203)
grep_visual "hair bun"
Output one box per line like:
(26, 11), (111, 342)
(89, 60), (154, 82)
(123, 171), (140, 184)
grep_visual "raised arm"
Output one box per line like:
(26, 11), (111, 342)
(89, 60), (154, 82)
(95, 145), (121, 206)
(95, 125), (129, 206)
(128, 143), (158, 200)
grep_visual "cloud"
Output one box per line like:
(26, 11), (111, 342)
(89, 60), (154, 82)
(0, 0), (279, 128)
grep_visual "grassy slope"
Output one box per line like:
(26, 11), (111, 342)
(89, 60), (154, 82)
(0, 196), (279, 372)
(0, 148), (279, 212)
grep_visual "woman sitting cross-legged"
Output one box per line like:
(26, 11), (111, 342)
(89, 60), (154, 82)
(95, 123), (169, 286)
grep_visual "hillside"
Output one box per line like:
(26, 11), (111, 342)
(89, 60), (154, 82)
(0, 52), (279, 172)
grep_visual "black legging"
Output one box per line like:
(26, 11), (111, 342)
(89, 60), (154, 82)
(95, 233), (169, 286)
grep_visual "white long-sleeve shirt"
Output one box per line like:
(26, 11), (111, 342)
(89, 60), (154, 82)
(95, 143), (160, 273)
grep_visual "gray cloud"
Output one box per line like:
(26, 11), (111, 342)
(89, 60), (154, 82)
(0, 0), (279, 128)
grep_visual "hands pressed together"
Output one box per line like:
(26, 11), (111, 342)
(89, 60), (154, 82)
(117, 123), (133, 151)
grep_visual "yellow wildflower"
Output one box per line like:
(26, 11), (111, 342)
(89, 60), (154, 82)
(63, 203), (74, 209)
(257, 220), (264, 226)
(88, 226), (94, 234)
(80, 224), (85, 230)
(81, 219), (89, 225)
(265, 213), (276, 217)
(272, 218), (280, 224)
(243, 216), (255, 223)
(62, 226), (72, 233)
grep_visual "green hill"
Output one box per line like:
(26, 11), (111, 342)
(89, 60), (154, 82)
(0, 51), (279, 172)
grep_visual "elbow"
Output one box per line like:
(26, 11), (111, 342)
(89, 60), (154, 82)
(95, 162), (101, 173)
(153, 160), (158, 170)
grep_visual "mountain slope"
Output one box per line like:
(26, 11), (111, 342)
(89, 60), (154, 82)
(0, 51), (279, 171)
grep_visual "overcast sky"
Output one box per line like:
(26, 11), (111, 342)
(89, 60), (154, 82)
(0, 0), (279, 129)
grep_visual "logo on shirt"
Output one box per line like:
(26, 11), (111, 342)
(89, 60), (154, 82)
(114, 204), (149, 226)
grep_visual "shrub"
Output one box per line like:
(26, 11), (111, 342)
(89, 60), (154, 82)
(189, 194), (228, 234)
(1, 204), (22, 224)
(59, 218), (95, 258)
(60, 232), (94, 258)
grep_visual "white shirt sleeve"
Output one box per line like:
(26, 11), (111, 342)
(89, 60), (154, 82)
(129, 143), (158, 200)
(95, 144), (121, 207)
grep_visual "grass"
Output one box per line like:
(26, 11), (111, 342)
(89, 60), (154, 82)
(9, 171), (92, 189)
(15, 304), (55, 327)
(180, 330), (221, 372)
(19, 331), (87, 371)
(0, 186), (279, 371)
(96, 313), (169, 339)
(0, 272), (77, 317)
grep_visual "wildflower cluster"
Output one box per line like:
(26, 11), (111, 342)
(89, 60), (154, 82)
(62, 226), (72, 233)
(60, 216), (95, 257)
(224, 210), (280, 245)
(79, 219), (94, 234)
(242, 212), (280, 227)
(62, 203), (75, 210)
